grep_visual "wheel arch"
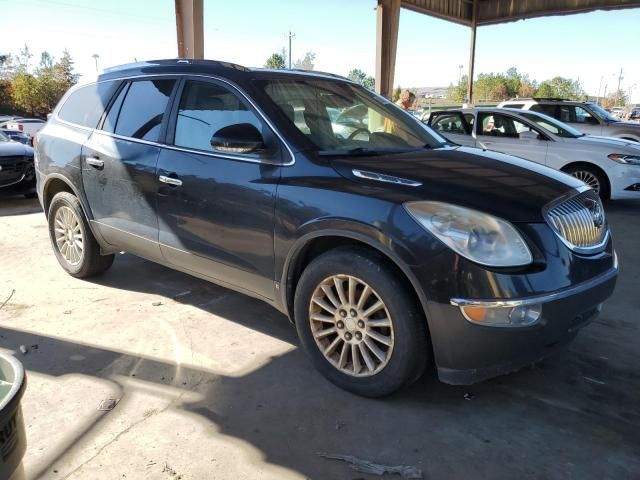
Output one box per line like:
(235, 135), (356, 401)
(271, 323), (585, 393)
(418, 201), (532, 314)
(560, 161), (611, 198)
(281, 227), (431, 329)
(42, 173), (87, 217)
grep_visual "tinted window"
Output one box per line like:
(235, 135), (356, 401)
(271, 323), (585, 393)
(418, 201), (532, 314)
(478, 113), (537, 138)
(431, 113), (470, 135)
(530, 104), (557, 117)
(505, 103), (524, 109)
(58, 82), (116, 128)
(102, 84), (128, 134)
(174, 80), (264, 153)
(114, 79), (175, 141)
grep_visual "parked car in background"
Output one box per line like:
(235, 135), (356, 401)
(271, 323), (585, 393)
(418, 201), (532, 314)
(0, 130), (36, 197)
(498, 98), (640, 142)
(428, 107), (640, 199)
(610, 107), (625, 120)
(36, 59), (617, 397)
(629, 108), (640, 123)
(1, 128), (31, 145)
(5, 118), (46, 137)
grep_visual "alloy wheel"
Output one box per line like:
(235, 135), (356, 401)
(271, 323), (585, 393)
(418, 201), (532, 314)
(54, 206), (84, 265)
(308, 274), (395, 377)
(570, 170), (601, 194)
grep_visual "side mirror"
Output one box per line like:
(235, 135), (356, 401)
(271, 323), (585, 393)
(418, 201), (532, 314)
(519, 130), (539, 141)
(210, 123), (264, 154)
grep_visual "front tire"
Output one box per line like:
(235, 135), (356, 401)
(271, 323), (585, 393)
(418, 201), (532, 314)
(47, 192), (114, 278)
(294, 247), (428, 397)
(565, 165), (610, 200)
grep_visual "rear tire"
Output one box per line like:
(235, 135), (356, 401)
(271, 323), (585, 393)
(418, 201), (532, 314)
(294, 247), (428, 397)
(564, 165), (610, 200)
(47, 192), (114, 278)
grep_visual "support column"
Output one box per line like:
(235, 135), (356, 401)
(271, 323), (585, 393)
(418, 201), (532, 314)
(375, 0), (401, 99)
(466, 0), (478, 105)
(175, 0), (204, 59)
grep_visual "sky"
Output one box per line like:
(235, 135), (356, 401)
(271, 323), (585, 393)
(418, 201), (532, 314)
(1, 0), (639, 102)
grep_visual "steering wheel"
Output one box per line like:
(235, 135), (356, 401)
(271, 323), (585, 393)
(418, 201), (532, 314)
(348, 128), (370, 140)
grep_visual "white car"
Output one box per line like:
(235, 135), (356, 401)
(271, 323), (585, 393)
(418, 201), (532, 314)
(497, 98), (640, 142)
(5, 118), (46, 137)
(427, 107), (640, 199)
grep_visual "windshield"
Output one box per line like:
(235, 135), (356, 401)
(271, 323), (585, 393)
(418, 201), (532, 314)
(519, 111), (584, 138)
(255, 78), (448, 153)
(588, 103), (619, 122)
(0, 130), (10, 142)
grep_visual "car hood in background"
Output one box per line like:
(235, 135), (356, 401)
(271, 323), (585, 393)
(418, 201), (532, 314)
(329, 146), (581, 223)
(575, 135), (640, 151)
(0, 142), (34, 158)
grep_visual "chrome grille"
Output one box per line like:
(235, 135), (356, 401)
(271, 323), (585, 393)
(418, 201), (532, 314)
(545, 189), (608, 253)
(0, 156), (29, 186)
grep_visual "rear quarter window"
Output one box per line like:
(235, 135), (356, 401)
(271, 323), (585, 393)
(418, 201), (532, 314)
(57, 81), (118, 128)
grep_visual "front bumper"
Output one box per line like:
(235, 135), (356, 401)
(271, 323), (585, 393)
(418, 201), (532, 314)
(426, 266), (618, 385)
(609, 163), (640, 199)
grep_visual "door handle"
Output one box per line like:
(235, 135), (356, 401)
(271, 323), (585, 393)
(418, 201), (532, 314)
(86, 156), (104, 168)
(159, 175), (183, 187)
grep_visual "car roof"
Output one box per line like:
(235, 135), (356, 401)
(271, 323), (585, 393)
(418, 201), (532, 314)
(501, 98), (591, 105)
(97, 58), (353, 84)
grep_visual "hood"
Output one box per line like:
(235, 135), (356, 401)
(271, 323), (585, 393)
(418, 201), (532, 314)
(575, 135), (640, 151)
(0, 141), (33, 158)
(329, 146), (582, 223)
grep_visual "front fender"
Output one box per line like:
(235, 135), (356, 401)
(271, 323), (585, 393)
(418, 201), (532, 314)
(278, 217), (433, 322)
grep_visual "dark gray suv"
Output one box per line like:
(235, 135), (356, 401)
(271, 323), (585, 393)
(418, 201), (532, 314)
(35, 60), (618, 396)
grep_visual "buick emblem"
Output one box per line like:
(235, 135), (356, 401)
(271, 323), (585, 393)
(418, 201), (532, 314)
(584, 198), (604, 228)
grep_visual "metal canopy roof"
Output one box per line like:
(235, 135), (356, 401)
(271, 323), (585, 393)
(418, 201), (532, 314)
(401, 0), (640, 26)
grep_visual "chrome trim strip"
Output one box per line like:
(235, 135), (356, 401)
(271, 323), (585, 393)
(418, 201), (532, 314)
(352, 169), (422, 187)
(54, 73), (296, 166)
(92, 221), (198, 256)
(450, 266), (618, 308)
(0, 173), (27, 188)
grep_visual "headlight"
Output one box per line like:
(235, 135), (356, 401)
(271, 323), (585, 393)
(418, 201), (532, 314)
(404, 201), (532, 267)
(608, 153), (640, 165)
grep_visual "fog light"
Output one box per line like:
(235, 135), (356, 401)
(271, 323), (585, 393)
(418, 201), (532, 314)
(460, 304), (542, 327)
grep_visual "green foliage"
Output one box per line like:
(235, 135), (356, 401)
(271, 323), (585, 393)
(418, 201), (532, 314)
(293, 51), (316, 71)
(392, 86), (402, 102)
(443, 67), (588, 103)
(264, 53), (286, 70)
(347, 68), (375, 90)
(534, 77), (584, 100)
(447, 75), (468, 103)
(0, 45), (78, 116)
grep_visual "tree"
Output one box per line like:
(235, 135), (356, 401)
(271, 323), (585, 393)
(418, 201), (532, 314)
(447, 76), (467, 102)
(264, 52), (286, 69)
(347, 68), (375, 90)
(11, 71), (39, 115)
(3, 46), (79, 117)
(293, 51), (316, 71)
(602, 89), (627, 109)
(392, 86), (402, 102)
(535, 76), (584, 100)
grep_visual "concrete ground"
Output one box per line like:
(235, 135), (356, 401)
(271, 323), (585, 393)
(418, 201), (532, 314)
(0, 196), (639, 480)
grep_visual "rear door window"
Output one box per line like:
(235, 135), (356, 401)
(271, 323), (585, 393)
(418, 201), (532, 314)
(58, 81), (118, 128)
(430, 112), (471, 135)
(113, 79), (176, 141)
(530, 104), (557, 118)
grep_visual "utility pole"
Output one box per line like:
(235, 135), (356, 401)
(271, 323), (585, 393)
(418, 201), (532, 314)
(615, 68), (624, 105)
(92, 53), (99, 72)
(458, 64), (463, 84)
(288, 31), (295, 69)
